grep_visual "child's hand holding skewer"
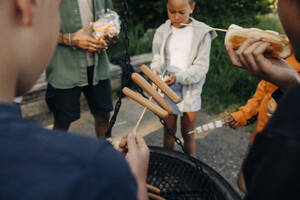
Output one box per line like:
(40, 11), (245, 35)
(224, 115), (241, 129)
(118, 133), (149, 200)
(164, 74), (176, 86)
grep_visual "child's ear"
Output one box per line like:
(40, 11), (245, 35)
(14, 0), (37, 26)
(190, 2), (195, 14)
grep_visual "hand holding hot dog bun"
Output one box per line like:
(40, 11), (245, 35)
(226, 31), (300, 92)
(225, 24), (292, 59)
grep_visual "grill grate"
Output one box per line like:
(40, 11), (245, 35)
(147, 147), (241, 200)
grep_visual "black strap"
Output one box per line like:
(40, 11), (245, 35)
(105, 0), (107, 13)
(105, 0), (131, 138)
(272, 89), (284, 104)
(246, 115), (258, 125)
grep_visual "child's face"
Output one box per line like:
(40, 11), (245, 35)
(278, 0), (300, 62)
(167, 0), (195, 28)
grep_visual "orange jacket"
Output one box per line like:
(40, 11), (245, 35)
(231, 54), (300, 144)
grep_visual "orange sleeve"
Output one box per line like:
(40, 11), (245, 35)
(285, 54), (300, 72)
(231, 81), (267, 126)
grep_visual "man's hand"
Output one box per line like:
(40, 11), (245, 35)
(71, 24), (107, 52)
(224, 115), (240, 129)
(226, 37), (300, 92)
(118, 133), (149, 200)
(104, 32), (119, 45)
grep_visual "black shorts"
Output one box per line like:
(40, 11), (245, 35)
(46, 67), (113, 124)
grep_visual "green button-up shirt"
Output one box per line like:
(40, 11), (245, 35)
(47, 0), (113, 89)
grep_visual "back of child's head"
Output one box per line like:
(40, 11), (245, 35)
(0, 0), (61, 97)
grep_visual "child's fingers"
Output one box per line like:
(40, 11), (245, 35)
(226, 44), (242, 67)
(127, 132), (138, 152)
(224, 115), (233, 123)
(267, 104), (273, 113)
(232, 121), (240, 129)
(251, 42), (273, 75)
(119, 134), (128, 149)
(267, 104), (275, 118)
(136, 136), (148, 150)
(266, 113), (273, 119)
(229, 120), (239, 129)
(241, 41), (265, 71)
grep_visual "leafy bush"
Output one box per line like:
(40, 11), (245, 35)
(113, 0), (275, 30)
(107, 23), (153, 59)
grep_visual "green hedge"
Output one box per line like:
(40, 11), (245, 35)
(113, 0), (274, 29)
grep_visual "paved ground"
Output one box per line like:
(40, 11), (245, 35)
(29, 96), (251, 197)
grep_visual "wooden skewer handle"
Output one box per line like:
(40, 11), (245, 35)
(148, 192), (166, 200)
(132, 69), (168, 135)
(122, 87), (169, 119)
(141, 65), (181, 104)
(181, 23), (228, 32)
(146, 184), (161, 194)
(132, 73), (173, 114)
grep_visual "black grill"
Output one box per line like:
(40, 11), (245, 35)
(147, 147), (241, 200)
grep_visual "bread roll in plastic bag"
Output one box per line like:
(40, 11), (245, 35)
(93, 9), (121, 39)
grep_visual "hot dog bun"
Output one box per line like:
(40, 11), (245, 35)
(93, 23), (113, 32)
(225, 24), (292, 59)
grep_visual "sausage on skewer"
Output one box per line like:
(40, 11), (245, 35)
(140, 65), (181, 104)
(146, 184), (161, 194)
(131, 73), (173, 114)
(122, 87), (169, 119)
(148, 192), (166, 200)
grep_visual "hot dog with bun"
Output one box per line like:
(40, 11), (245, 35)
(225, 24), (292, 59)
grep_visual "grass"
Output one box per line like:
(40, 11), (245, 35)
(256, 13), (284, 33)
(201, 37), (260, 114)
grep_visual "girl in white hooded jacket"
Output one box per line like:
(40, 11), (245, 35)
(150, 0), (217, 155)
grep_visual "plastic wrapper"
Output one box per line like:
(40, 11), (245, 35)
(93, 9), (121, 40)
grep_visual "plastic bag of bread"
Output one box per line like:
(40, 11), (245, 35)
(93, 9), (120, 40)
(225, 24), (292, 59)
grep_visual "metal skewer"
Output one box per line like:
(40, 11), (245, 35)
(181, 23), (228, 32)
